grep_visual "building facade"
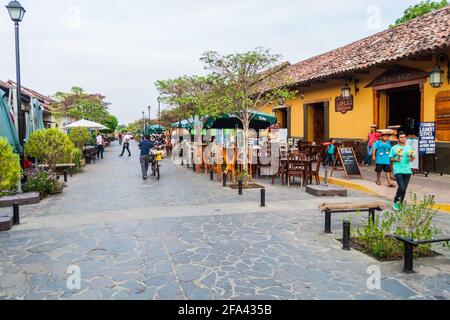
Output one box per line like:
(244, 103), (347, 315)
(260, 6), (450, 173)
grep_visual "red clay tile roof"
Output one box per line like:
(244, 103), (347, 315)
(4, 80), (55, 110)
(264, 5), (450, 89)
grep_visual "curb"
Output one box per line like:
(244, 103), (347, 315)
(319, 176), (450, 214)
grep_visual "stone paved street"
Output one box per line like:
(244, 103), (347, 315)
(0, 141), (449, 300)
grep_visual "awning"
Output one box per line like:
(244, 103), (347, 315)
(204, 111), (277, 130)
(0, 89), (22, 154)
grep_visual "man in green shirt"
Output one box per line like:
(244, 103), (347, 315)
(389, 132), (415, 211)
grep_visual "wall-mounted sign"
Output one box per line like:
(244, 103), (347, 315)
(335, 96), (354, 114)
(419, 122), (436, 155)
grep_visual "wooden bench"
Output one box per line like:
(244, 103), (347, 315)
(392, 235), (450, 273)
(319, 202), (386, 233)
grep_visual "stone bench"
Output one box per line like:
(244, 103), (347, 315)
(0, 212), (13, 232)
(319, 202), (386, 233)
(0, 192), (40, 208)
(392, 235), (450, 273)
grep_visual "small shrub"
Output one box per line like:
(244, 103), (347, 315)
(25, 129), (75, 167)
(68, 127), (90, 149)
(353, 194), (449, 260)
(71, 148), (83, 172)
(0, 137), (21, 196)
(23, 169), (64, 199)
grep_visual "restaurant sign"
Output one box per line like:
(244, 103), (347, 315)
(335, 96), (354, 114)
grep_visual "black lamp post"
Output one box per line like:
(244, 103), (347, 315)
(6, 0), (26, 144)
(148, 106), (151, 123)
(157, 97), (161, 126)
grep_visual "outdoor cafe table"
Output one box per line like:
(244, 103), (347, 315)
(280, 157), (315, 186)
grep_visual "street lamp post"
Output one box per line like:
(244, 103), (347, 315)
(142, 111), (145, 134)
(157, 98), (161, 126)
(6, 1), (26, 144)
(148, 106), (151, 124)
(6, 1), (26, 194)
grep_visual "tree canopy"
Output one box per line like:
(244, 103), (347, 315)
(391, 0), (448, 27)
(51, 86), (117, 128)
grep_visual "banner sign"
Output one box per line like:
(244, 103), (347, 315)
(335, 96), (354, 114)
(407, 138), (419, 171)
(419, 122), (436, 155)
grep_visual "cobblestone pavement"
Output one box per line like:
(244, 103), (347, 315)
(0, 141), (449, 300)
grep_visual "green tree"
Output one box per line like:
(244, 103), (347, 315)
(68, 127), (91, 149)
(51, 86), (111, 124)
(391, 0), (448, 27)
(156, 75), (224, 131)
(0, 137), (21, 195)
(102, 114), (119, 133)
(200, 47), (294, 179)
(25, 129), (75, 168)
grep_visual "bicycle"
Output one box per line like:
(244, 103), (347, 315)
(149, 150), (162, 180)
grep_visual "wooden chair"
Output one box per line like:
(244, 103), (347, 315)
(287, 152), (307, 187)
(305, 152), (322, 185)
(272, 157), (288, 185)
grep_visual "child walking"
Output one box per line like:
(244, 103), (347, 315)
(372, 132), (394, 187)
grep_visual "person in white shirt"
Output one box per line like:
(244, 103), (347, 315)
(96, 134), (104, 159)
(120, 132), (132, 157)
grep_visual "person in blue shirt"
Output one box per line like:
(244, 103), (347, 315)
(372, 132), (394, 187)
(139, 135), (155, 180)
(323, 139), (336, 167)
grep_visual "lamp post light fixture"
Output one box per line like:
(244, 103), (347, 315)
(6, 0), (26, 144)
(341, 79), (351, 98)
(429, 53), (449, 88)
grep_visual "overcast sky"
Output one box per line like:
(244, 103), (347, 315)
(0, 0), (420, 124)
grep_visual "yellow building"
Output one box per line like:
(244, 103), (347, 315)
(260, 6), (450, 172)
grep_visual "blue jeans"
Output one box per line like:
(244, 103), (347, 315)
(323, 153), (335, 167)
(363, 145), (373, 165)
(97, 145), (104, 159)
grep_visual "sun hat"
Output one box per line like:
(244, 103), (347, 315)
(371, 124), (377, 128)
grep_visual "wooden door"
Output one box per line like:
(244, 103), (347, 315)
(314, 104), (325, 142)
(436, 91), (450, 141)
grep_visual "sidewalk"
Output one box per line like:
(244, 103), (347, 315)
(320, 166), (450, 213)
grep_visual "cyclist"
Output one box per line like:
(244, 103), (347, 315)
(139, 135), (155, 180)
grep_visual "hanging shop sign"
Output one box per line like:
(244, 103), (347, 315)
(335, 96), (354, 114)
(419, 122), (436, 155)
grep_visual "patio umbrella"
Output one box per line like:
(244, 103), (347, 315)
(0, 89), (22, 154)
(25, 98), (45, 140)
(171, 120), (193, 130)
(147, 124), (167, 134)
(63, 119), (108, 130)
(204, 111), (277, 130)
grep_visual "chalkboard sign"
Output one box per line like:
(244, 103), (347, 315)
(338, 147), (363, 178)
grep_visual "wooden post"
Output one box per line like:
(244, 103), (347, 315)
(373, 90), (380, 128)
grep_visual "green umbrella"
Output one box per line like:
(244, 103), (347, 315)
(0, 89), (22, 154)
(147, 124), (167, 134)
(204, 111), (277, 130)
(26, 98), (45, 140)
(171, 120), (193, 130)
